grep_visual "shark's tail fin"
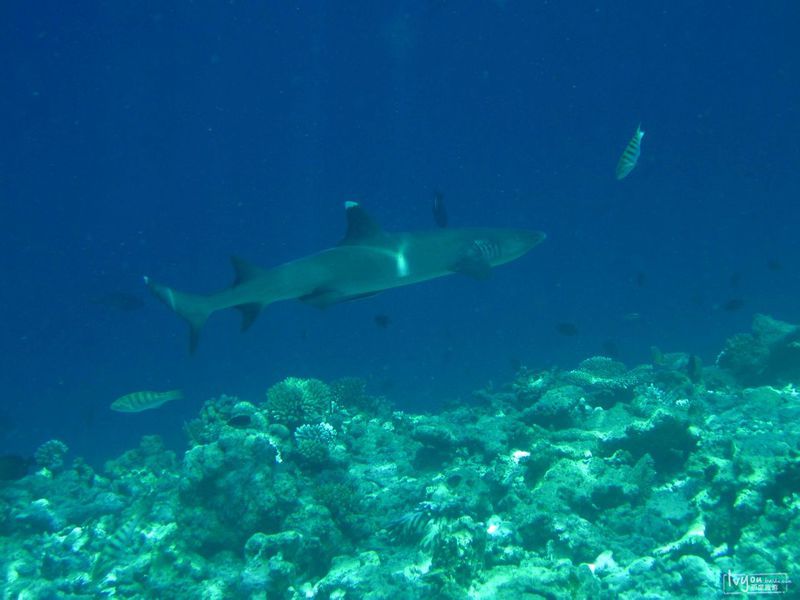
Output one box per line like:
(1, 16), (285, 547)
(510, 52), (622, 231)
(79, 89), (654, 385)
(144, 276), (213, 353)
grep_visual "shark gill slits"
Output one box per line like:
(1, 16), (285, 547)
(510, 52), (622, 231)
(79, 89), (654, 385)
(472, 239), (500, 262)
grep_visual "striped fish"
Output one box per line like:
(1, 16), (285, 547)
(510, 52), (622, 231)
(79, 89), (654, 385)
(111, 389), (183, 413)
(615, 124), (644, 180)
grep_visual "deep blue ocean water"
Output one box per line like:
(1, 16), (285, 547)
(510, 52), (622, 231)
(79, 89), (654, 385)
(1, 1), (798, 464)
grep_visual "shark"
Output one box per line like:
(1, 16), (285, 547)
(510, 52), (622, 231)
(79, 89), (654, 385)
(145, 202), (546, 351)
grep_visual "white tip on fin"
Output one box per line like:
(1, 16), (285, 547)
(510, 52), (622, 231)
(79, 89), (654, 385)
(345, 201), (359, 210)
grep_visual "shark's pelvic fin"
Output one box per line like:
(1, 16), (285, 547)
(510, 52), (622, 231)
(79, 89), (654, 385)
(339, 201), (384, 245)
(235, 303), (262, 331)
(144, 276), (212, 353)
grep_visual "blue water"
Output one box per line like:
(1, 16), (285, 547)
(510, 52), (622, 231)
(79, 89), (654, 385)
(2, 2), (798, 463)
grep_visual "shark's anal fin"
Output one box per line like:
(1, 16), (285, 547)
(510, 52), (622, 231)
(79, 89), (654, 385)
(235, 303), (262, 331)
(339, 202), (384, 246)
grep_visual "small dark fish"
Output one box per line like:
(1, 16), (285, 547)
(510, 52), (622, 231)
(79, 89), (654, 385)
(767, 259), (783, 272)
(615, 124), (644, 180)
(556, 322), (579, 336)
(687, 354), (702, 383)
(650, 345), (665, 366)
(80, 405), (96, 429)
(432, 190), (448, 228)
(0, 454), (32, 481)
(227, 414), (252, 428)
(633, 271), (647, 287)
(377, 378), (395, 393)
(722, 298), (744, 312)
(601, 340), (620, 359)
(374, 314), (391, 328)
(91, 292), (145, 312)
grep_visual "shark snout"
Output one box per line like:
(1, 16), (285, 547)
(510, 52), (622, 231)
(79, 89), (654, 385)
(505, 229), (546, 259)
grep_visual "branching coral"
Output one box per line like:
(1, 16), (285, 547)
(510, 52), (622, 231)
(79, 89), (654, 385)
(265, 378), (332, 428)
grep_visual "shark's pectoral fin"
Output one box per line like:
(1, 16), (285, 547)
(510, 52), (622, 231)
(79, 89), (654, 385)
(235, 303), (263, 331)
(299, 286), (381, 308)
(451, 255), (492, 280)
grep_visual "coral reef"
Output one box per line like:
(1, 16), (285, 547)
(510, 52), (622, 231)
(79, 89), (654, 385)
(265, 377), (333, 428)
(34, 439), (69, 473)
(716, 314), (800, 385)
(294, 422), (338, 466)
(1, 316), (799, 598)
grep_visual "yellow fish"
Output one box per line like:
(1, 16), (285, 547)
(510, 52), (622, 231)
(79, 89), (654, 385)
(615, 124), (644, 180)
(111, 390), (183, 413)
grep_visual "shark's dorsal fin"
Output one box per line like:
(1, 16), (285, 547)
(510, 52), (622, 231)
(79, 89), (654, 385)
(231, 256), (266, 286)
(339, 201), (384, 245)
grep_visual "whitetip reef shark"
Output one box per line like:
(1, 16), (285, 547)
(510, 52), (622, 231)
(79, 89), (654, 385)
(145, 202), (546, 352)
